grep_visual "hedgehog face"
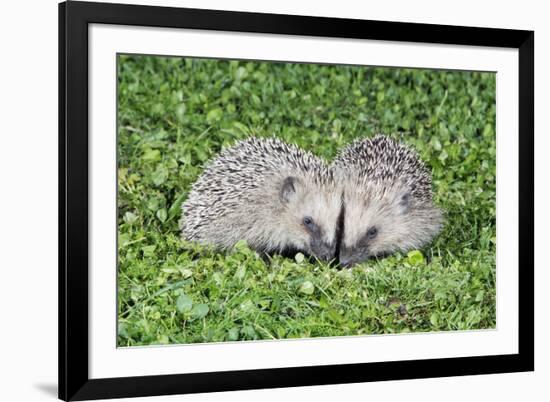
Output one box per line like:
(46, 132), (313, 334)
(279, 176), (341, 262)
(339, 181), (442, 267)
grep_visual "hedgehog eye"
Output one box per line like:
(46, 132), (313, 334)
(366, 226), (378, 239)
(303, 216), (315, 229)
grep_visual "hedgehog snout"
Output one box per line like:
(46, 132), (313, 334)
(317, 244), (336, 262)
(339, 255), (354, 269)
(338, 246), (367, 268)
(338, 248), (354, 268)
(308, 239), (336, 262)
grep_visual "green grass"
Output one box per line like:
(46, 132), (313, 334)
(117, 55), (496, 346)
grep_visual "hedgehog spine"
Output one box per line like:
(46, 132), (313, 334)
(182, 137), (342, 262)
(332, 135), (443, 267)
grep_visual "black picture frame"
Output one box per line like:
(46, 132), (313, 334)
(59, 1), (534, 400)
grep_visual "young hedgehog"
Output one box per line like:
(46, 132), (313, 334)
(181, 137), (342, 262)
(332, 135), (443, 267)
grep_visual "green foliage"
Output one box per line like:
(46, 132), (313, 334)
(117, 54), (496, 346)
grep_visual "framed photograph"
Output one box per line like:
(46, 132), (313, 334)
(59, 1), (534, 400)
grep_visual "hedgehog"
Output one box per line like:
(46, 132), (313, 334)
(331, 135), (443, 267)
(181, 137), (343, 262)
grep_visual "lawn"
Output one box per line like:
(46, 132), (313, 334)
(117, 55), (496, 346)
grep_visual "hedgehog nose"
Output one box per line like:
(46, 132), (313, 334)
(339, 257), (353, 269)
(318, 244), (336, 262)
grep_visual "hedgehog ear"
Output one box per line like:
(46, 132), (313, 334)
(399, 192), (412, 213)
(280, 176), (301, 203)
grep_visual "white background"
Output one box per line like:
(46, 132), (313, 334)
(0, 0), (546, 401)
